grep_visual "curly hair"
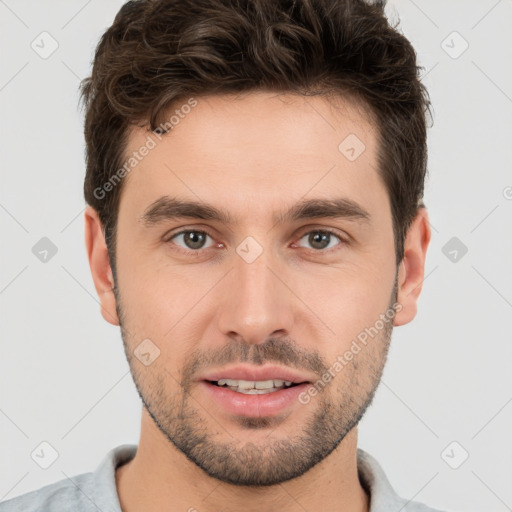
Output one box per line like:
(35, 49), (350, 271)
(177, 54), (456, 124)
(80, 0), (431, 273)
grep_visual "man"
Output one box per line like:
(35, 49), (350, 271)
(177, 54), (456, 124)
(1, 0), (443, 510)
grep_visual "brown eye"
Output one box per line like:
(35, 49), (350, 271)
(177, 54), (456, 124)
(296, 230), (344, 251)
(169, 230), (215, 251)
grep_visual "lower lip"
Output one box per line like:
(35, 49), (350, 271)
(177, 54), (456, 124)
(200, 381), (310, 418)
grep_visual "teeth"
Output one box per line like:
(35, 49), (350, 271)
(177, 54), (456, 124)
(218, 379), (238, 387)
(238, 388), (279, 394)
(216, 378), (295, 391)
(256, 379), (282, 389)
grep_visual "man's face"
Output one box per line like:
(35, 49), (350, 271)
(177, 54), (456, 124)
(112, 91), (398, 486)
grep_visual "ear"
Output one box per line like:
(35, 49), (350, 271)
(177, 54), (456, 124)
(84, 206), (120, 326)
(394, 207), (431, 326)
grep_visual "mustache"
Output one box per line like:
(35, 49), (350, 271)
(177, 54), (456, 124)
(182, 336), (328, 383)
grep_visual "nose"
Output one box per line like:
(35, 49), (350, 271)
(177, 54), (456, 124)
(216, 246), (295, 345)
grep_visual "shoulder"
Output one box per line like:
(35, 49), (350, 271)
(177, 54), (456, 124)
(0, 444), (137, 512)
(0, 472), (94, 512)
(357, 449), (448, 512)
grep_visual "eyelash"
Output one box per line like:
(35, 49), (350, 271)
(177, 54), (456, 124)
(164, 228), (348, 256)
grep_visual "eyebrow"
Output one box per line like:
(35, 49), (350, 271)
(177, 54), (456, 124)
(139, 195), (371, 227)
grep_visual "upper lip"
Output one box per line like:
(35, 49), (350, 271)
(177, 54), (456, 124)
(199, 364), (314, 384)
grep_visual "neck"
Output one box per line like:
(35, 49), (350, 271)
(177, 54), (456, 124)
(116, 409), (369, 512)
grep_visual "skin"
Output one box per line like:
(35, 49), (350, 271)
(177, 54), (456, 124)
(85, 91), (431, 512)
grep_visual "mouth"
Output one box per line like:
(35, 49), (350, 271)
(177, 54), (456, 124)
(200, 378), (312, 418)
(205, 378), (304, 395)
(197, 365), (315, 417)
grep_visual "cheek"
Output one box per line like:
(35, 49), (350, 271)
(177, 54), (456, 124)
(288, 262), (396, 356)
(115, 251), (221, 350)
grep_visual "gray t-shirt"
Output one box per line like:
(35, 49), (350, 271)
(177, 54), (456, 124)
(0, 445), (446, 511)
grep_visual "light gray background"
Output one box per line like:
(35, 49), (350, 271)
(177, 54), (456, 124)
(1, 1), (511, 511)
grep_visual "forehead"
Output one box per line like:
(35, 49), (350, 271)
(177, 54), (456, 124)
(118, 91), (385, 222)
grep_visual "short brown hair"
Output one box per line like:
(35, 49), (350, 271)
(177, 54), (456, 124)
(80, 0), (430, 275)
